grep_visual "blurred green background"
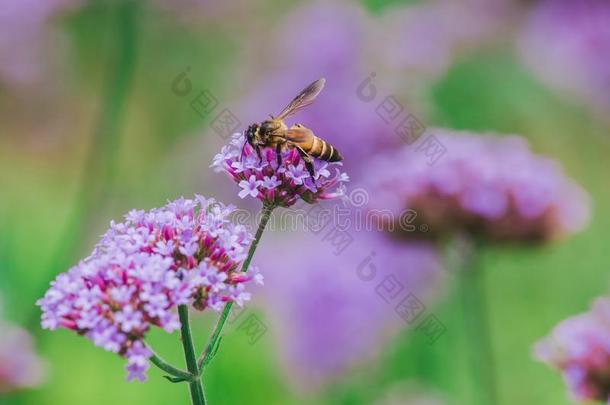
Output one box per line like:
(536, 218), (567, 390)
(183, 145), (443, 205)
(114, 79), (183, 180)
(1, 0), (609, 404)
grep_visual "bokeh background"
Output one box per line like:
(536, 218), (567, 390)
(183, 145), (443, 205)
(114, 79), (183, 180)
(1, 0), (609, 404)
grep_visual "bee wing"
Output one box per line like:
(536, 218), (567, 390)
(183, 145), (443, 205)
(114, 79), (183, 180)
(275, 78), (325, 120)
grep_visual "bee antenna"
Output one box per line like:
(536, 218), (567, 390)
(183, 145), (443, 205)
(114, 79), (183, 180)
(269, 114), (274, 119)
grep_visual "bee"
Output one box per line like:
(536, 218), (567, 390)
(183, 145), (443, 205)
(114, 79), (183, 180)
(244, 78), (343, 177)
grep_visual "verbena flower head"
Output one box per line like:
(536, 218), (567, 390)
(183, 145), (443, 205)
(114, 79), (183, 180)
(212, 133), (348, 207)
(361, 129), (590, 242)
(534, 297), (610, 403)
(37, 196), (261, 381)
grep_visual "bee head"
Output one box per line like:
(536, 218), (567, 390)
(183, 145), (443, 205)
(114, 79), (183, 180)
(246, 123), (260, 146)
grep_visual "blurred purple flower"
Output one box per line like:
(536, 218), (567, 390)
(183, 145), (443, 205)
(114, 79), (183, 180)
(257, 229), (443, 390)
(360, 129), (590, 242)
(212, 133), (348, 207)
(0, 0), (81, 88)
(371, 0), (517, 80)
(519, 0), (610, 116)
(0, 314), (45, 393)
(37, 196), (261, 381)
(534, 297), (610, 403)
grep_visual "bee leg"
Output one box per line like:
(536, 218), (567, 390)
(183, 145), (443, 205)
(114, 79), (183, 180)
(296, 146), (315, 178)
(276, 143), (283, 167)
(255, 145), (262, 162)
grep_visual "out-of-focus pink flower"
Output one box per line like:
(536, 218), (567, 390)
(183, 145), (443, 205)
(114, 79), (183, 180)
(257, 229), (443, 390)
(0, 0), (81, 88)
(0, 317), (45, 393)
(519, 0), (610, 117)
(371, 0), (518, 81)
(212, 133), (348, 207)
(361, 129), (590, 242)
(534, 297), (610, 403)
(37, 196), (260, 381)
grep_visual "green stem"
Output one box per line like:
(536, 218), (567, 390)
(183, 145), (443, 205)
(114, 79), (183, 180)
(179, 305), (206, 405)
(458, 246), (498, 405)
(198, 301), (232, 370)
(147, 347), (193, 381)
(245, 204), (275, 269)
(197, 204), (275, 369)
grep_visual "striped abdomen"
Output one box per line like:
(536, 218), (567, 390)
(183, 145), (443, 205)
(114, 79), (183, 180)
(286, 125), (342, 162)
(307, 136), (342, 162)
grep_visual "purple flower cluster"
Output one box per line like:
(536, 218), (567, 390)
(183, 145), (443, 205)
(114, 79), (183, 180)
(361, 129), (590, 242)
(211, 133), (348, 207)
(37, 196), (261, 381)
(534, 297), (610, 403)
